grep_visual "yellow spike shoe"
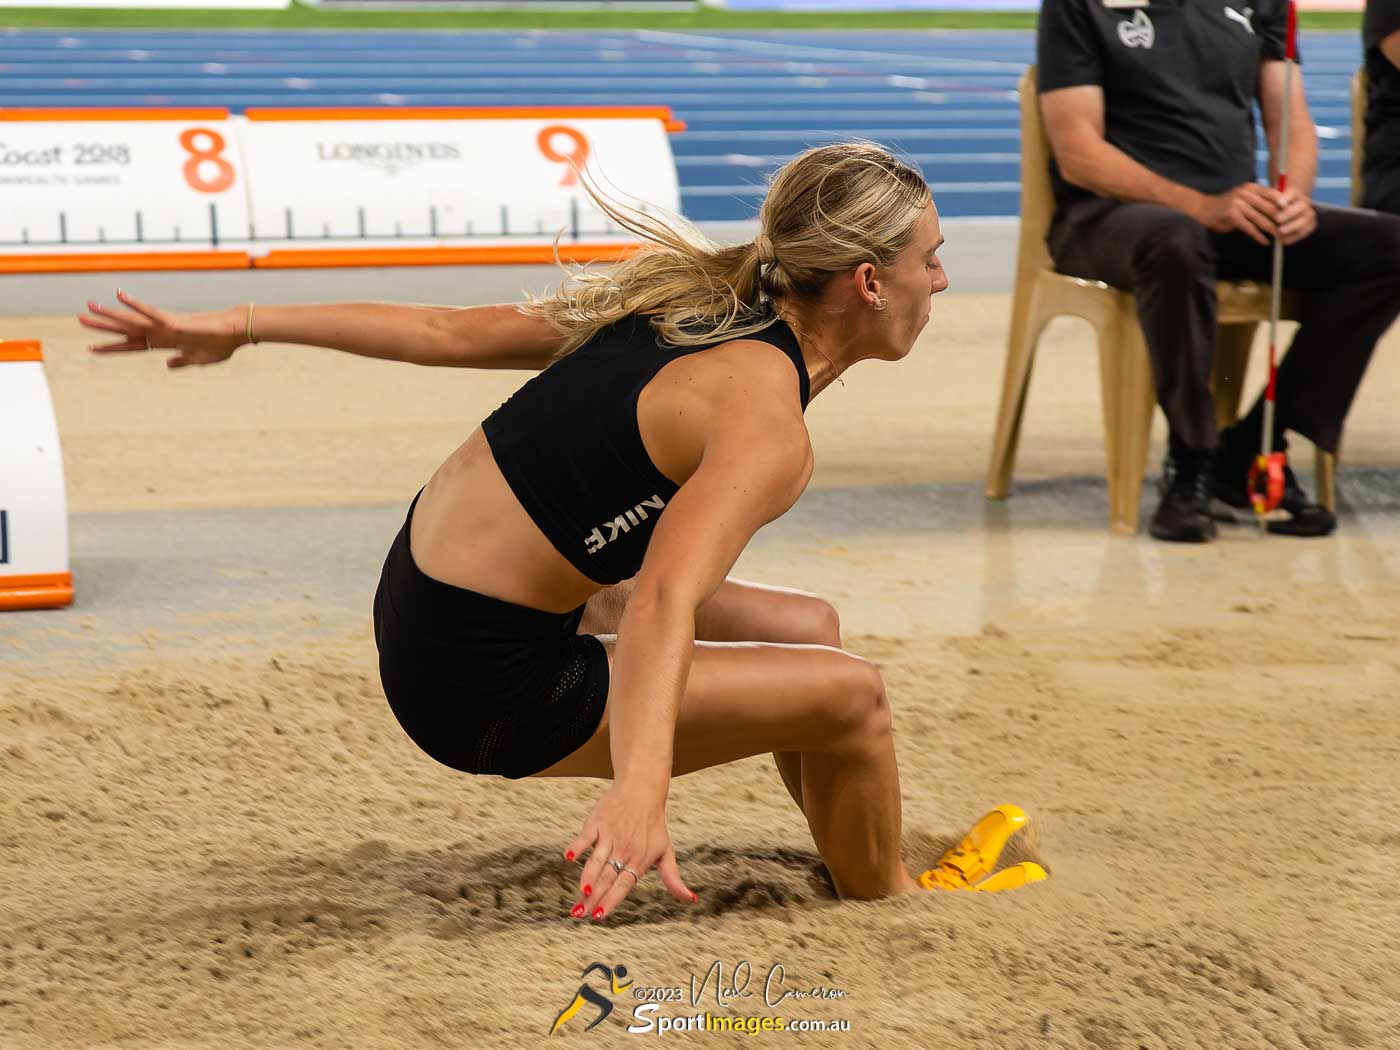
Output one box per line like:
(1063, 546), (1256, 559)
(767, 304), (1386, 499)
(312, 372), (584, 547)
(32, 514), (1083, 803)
(916, 804), (1038, 892)
(970, 862), (1047, 893)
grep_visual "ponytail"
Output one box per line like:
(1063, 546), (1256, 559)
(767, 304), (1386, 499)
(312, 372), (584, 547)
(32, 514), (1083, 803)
(522, 142), (930, 357)
(521, 171), (778, 356)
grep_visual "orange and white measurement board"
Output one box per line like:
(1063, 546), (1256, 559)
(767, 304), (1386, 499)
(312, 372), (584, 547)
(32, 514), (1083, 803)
(0, 107), (684, 271)
(0, 109), (252, 271)
(0, 342), (73, 611)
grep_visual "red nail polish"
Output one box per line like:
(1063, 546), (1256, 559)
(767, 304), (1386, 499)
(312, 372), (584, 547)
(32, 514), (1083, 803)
(571, 903), (585, 918)
(592, 907), (604, 920)
(565, 850), (575, 862)
(583, 884), (592, 895)
(691, 892), (698, 904)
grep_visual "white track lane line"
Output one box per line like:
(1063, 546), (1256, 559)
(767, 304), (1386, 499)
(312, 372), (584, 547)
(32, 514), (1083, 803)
(683, 181), (1023, 196)
(634, 29), (1033, 73)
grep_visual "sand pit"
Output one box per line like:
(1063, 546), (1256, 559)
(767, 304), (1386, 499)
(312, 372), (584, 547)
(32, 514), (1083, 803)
(4, 295), (1400, 1048)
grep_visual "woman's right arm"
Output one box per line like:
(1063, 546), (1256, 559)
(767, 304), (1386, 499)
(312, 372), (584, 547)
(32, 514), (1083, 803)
(564, 345), (813, 921)
(79, 291), (568, 370)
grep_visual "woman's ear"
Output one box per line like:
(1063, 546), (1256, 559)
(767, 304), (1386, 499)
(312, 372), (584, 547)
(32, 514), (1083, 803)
(853, 262), (881, 306)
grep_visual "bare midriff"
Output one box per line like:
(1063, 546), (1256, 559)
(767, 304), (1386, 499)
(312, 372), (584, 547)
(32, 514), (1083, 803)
(406, 343), (743, 614)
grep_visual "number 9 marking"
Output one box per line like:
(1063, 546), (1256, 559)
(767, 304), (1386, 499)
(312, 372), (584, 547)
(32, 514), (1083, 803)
(537, 125), (590, 188)
(179, 127), (235, 194)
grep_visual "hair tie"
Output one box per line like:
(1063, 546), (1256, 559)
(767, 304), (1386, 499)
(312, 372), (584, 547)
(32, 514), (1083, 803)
(753, 232), (777, 267)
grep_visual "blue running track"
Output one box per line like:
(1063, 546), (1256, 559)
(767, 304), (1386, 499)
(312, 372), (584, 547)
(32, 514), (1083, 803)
(0, 27), (1364, 221)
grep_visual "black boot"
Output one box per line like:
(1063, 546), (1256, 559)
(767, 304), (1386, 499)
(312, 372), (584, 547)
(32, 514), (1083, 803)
(1150, 436), (1217, 543)
(1211, 427), (1337, 537)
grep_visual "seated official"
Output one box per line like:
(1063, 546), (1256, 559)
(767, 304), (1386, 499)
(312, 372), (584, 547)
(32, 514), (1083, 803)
(1364, 0), (1400, 213)
(1037, 0), (1400, 542)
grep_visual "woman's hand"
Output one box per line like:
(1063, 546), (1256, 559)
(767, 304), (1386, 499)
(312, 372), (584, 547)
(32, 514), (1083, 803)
(563, 782), (696, 921)
(79, 289), (244, 369)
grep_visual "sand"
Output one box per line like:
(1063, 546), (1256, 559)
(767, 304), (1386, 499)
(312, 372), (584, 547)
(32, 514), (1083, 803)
(3, 295), (1400, 1049)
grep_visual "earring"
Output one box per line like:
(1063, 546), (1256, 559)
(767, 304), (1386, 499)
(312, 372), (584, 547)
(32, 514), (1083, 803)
(872, 296), (888, 311)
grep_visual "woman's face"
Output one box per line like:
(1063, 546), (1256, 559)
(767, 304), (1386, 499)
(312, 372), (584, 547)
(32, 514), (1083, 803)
(870, 201), (948, 360)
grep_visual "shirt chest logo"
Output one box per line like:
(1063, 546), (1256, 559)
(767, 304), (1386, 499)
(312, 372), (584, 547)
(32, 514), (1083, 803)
(1117, 9), (1156, 49)
(1224, 5), (1255, 33)
(584, 494), (667, 555)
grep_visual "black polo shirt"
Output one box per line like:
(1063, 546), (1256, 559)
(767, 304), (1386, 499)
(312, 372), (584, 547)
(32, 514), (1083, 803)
(1363, 0), (1400, 213)
(1036, 0), (1292, 211)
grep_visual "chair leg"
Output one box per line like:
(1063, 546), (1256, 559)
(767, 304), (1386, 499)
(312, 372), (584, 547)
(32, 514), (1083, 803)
(1212, 323), (1257, 432)
(986, 278), (1047, 500)
(1316, 448), (1337, 512)
(1094, 307), (1124, 522)
(1111, 309), (1158, 534)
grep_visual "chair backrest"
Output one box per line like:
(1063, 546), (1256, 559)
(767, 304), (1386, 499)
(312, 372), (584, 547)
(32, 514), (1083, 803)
(1016, 66), (1056, 276)
(1351, 67), (1369, 207)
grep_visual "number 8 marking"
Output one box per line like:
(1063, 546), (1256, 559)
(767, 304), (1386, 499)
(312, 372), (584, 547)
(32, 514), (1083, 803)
(537, 125), (590, 188)
(179, 127), (235, 194)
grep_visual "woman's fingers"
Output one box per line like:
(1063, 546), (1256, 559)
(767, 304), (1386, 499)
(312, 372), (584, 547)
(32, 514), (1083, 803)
(115, 288), (168, 324)
(84, 300), (140, 327)
(578, 848), (694, 922)
(564, 824), (599, 868)
(655, 845), (696, 905)
(77, 313), (134, 337)
(590, 862), (640, 921)
(578, 838), (616, 911)
(89, 338), (143, 354)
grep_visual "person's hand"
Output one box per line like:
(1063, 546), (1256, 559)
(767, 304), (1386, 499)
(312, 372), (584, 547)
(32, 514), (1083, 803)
(78, 289), (244, 369)
(1193, 183), (1280, 245)
(1273, 185), (1317, 245)
(563, 782), (696, 922)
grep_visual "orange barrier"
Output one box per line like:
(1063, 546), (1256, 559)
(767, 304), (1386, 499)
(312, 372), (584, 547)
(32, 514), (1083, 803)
(0, 341), (43, 362)
(244, 105), (686, 132)
(0, 572), (74, 612)
(252, 243), (640, 269)
(0, 108), (229, 121)
(0, 252), (252, 274)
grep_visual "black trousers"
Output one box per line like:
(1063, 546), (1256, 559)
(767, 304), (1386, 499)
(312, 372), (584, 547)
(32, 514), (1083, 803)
(1047, 196), (1400, 454)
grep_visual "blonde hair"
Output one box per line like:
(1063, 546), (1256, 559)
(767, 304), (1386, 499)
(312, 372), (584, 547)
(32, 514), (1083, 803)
(523, 142), (931, 356)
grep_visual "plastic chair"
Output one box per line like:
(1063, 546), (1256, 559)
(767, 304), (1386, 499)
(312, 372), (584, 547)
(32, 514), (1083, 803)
(986, 66), (1335, 532)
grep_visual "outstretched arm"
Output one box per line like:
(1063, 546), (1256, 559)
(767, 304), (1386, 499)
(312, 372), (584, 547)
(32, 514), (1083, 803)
(79, 290), (568, 370)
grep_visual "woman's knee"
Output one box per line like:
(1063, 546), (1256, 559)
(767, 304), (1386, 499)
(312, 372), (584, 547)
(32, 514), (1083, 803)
(794, 594), (842, 648)
(821, 654), (891, 749)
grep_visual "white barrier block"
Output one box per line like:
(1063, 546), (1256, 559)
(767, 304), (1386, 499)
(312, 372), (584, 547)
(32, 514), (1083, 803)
(0, 342), (73, 611)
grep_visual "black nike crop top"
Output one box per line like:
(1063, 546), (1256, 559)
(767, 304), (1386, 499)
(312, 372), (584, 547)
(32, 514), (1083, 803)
(481, 313), (810, 586)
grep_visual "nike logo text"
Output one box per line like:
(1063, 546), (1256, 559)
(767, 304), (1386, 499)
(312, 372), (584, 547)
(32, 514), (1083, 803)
(584, 494), (667, 554)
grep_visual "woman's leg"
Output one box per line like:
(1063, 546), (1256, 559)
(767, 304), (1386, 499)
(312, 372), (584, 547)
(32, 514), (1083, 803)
(578, 578), (843, 814)
(546, 589), (915, 901)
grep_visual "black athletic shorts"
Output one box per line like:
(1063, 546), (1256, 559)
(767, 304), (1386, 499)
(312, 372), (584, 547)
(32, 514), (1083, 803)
(372, 489), (611, 779)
